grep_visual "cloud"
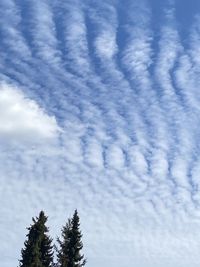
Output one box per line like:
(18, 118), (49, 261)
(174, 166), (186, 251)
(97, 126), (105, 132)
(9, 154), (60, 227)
(0, 83), (60, 145)
(95, 31), (118, 58)
(2, 1), (200, 267)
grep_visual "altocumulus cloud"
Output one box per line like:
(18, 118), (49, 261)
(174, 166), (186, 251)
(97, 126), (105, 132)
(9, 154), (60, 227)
(2, 0), (200, 267)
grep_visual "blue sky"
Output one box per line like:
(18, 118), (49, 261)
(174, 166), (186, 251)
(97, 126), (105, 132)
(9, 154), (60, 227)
(1, 0), (200, 266)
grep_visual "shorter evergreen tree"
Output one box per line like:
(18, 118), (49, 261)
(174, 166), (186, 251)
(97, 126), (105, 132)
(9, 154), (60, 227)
(56, 210), (86, 267)
(19, 211), (54, 267)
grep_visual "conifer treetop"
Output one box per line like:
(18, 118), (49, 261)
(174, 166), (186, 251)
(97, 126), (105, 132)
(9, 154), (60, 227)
(19, 210), (54, 267)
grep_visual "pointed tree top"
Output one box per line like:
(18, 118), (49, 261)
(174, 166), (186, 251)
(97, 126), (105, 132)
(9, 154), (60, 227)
(39, 210), (45, 216)
(38, 210), (48, 222)
(19, 211), (54, 267)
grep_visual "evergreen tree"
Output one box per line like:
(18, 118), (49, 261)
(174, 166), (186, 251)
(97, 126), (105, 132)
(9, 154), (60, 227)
(19, 211), (54, 267)
(56, 219), (72, 267)
(56, 210), (86, 267)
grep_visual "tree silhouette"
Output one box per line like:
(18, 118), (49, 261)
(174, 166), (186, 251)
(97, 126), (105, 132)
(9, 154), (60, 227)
(19, 211), (54, 267)
(56, 210), (86, 267)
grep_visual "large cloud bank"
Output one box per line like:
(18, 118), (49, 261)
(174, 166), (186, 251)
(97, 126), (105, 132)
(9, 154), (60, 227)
(0, 84), (60, 144)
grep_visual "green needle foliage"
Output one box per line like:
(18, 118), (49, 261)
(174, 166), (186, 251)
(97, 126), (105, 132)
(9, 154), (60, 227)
(56, 219), (72, 267)
(56, 210), (86, 267)
(19, 211), (54, 267)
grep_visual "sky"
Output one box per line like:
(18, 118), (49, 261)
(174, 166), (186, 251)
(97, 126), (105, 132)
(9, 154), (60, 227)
(1, 0), (200, 266)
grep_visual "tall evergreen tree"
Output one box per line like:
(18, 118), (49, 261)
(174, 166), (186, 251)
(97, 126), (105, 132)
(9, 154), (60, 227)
(19, 211), (54, 267)
(56, 210), (86, 267)
(56, 219), (72, 267)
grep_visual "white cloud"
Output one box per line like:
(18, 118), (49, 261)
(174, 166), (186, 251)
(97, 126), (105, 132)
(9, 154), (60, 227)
(0, 83), (60, 145)
(2, 1), (200, 267)
(95, 31), (118, 58)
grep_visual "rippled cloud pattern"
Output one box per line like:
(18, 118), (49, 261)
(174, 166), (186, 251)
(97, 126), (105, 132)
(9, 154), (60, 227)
(1, 0), (200, 267)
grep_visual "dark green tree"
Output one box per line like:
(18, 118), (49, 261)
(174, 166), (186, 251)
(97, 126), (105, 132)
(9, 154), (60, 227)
(19, 211), (54, 267)
(56, 210), (86, 267)
(56, 219), (72, 267)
